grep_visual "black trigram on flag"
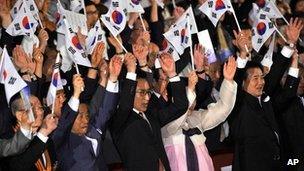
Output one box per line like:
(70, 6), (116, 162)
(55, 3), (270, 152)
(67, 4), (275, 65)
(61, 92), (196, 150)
(174, 30), (179, 36)
(112, 1), (119, 7)
(8, 77), (17, 85)
(97, 34), (103, 41)
(212, 12), (217, 18)
(68, 46), (76, 54)
(14, 23), (21, 31)
(208, 1), (213, 8)
(257, 38), (262, 44)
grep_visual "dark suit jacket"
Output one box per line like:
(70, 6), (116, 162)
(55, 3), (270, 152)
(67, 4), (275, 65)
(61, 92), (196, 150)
(52, 86), (118, 171)
(6, 136), (52, 171)
(110, 78), (188, 171)
(273, 75), (304, 171)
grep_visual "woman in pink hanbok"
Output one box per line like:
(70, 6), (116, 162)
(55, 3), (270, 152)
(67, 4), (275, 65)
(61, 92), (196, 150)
(161, 57), (237, 171)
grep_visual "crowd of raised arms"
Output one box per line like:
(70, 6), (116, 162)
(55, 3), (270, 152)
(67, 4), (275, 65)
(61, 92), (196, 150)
(0, 0), (304, 171)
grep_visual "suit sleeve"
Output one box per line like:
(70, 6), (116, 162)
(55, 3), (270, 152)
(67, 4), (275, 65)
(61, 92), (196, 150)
(89, 85), (105, 122)
(152, 78), (188, 127)
(92, 82), (119, 135)
(8, 136), (47, 170)
(51, 101), (78, 149)
(110, 78), (137, 138)
(0, 130), (31, 158)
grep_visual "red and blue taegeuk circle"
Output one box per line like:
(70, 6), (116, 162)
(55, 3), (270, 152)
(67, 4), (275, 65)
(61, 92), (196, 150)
(72, 36), (83, 50)
(257, 22), (267, 35)
(111, 10), (123, 24)
(215, 0), (226, 11)
(131, 0), (140, 5)
(181, 29), (187, 44)
(22, 17), (31, 29)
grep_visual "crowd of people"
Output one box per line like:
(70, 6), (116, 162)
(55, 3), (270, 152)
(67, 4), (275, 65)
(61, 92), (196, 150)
(0, 0), (304, 170)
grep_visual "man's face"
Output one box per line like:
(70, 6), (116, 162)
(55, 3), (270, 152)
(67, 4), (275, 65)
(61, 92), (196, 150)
(243, 68), (265, 97)
(30, 96), (44, 132)
(86, 5), (99, 29)
(54, 90), (66, 118)
(72, 104), (89, 136)
(134, 79), (151, 112)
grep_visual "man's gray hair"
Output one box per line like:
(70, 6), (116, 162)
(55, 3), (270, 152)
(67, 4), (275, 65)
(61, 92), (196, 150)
(10, 98), (24, 117)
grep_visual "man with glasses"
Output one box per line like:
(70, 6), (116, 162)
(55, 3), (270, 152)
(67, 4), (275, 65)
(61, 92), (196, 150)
(110, 53), (188, 171)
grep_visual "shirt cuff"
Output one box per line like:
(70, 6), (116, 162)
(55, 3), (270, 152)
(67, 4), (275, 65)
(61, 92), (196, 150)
(20, 127), (32, 140)
(261, 58), (273, 68)
(68, 96), (80, 112)
(281, 46), (294, 58)
(106, 80), (119, 93)
(169, 75), (180, 82)
(236, 57), (248, 68)
(288, 67), (299, 78)
(37, 132), (49, 143)
(126, 72), (137, 81)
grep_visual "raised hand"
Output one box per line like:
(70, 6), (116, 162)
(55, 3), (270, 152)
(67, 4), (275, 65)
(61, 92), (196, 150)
(285, 18), (304, 44)
(72, 74), (84, 99)
(124, 53), (137, 73)
(233, 30), (252, 57)
(133, 43), (149, 66)
(39, 114), (58, 137)
(159, 53), (176, 78)
(194, 44), (206, 72)
(109, 55), (123, 82)
(91, 42), (105, 68)
(38, 29), (49, 53)
(33, 45), (44, 65)
(188, 71), (198, 91)
(0, 0), (12, 28)
(13, 45), (29, 72)
(223, 56), (237, 82)
(98, 59), (109, 87)
(173, 7), (185, 21)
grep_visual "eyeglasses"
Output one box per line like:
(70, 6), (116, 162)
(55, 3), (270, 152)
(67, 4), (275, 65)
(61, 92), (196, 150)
(136, 89), (152, 97)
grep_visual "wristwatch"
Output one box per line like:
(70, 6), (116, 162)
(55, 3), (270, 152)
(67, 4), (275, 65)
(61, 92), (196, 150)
(289, 43), (295, 49)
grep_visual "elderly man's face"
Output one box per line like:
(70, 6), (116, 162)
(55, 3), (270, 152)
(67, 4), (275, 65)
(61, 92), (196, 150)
(54, 90), (66, 118)
(243, 68), (265, 97)
(30, 96), (44, 132)
(134, 79), (151, 112)
(72, 104), (89, 136)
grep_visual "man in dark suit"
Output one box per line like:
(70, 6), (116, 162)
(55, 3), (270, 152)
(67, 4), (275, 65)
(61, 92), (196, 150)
(274, 56), (304, 171)
(110, 53), (188, 171)
(230, 19), (303, 171)
(52, 56), (122, 171)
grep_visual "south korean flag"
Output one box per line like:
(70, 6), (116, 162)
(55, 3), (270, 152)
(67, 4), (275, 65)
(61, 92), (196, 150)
(251, 11), (276, 52)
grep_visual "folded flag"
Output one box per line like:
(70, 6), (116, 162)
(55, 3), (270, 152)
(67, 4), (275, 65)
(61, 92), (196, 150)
(64, 19), (92, 67)
(255, 0), (283, 19)
(86, 19), (108, 60)
(0, 47), (27, 103)
(46, 53), (63, 107)
(126, 0), (145, 13)
(199, 0), (234, 26)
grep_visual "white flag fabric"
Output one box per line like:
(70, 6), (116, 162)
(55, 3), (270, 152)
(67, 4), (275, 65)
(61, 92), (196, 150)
(261, 33), (275, 68)
(163, 18), (191, 55)
(255, 0), (283, 19)
(199, 0), (234, 26)
(20, 86), (35, 122)
(10, 0), (39, 20)
(64, 19), (92, 67)
(70, 0), (82, 12)
(86, 20), (108, 60)
(6, 2), (38, 37)
(175, 6), (198, 34)
(0, 47), (27, 103)
(46, 53), (63, 107)
(126, 0), (145, 13)
(100, 0), (127, 36)
(252, 12), (276, 52)
(160, 39), (180, 61)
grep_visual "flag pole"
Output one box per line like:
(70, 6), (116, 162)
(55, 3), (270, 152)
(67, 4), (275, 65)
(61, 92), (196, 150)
(23, 0), (44, 29)
(113, 35), (128, 53)
(172, 0), (176, 8)
(74, 62), (84, 91)
(230, 7), (249, 53)
(139, 14), (147, 32)
(187, 16), (195, 70)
